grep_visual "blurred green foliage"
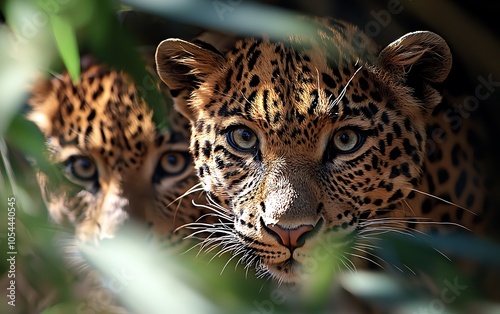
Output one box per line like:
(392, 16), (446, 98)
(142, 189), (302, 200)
(1, 0), (499, 313)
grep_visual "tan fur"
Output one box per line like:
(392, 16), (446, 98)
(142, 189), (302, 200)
(28, 61), (211, 247)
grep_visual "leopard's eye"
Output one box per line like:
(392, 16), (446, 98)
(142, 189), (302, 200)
(153, 151), (191, 184)
(227, 126), (258, 152)
(333, 129), (363, 153)
(65, 156), (97, 181)
(159, 152), (188, 175)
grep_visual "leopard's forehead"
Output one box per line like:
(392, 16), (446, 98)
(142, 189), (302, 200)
(195, 27), (389, 152)
(30, 64), (165, 170)
(55, 65), (155, 144)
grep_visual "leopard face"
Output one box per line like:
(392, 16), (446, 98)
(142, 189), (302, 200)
(156, 18), (488, 283)
(28, 59), (208, 251)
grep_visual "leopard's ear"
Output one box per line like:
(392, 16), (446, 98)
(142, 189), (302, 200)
(378, 31), (452, 107)
(155, 38), (226, 121)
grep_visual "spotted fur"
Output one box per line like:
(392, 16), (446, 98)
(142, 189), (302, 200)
(156, 17), (491, 283)
(28, 57), (210, 250)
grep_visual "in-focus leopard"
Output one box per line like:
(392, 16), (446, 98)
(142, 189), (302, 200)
(156, 17), (492, 284)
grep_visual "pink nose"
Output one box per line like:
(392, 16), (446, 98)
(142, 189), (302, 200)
(267, 224), (315, 250)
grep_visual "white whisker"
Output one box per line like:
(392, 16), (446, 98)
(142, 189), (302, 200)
(403, 264), (416, 275)
(327, 66), (363, 111)
(407, 188), (477, 216)
(167, 182), (204, 208)
(347, 252), (386, 271)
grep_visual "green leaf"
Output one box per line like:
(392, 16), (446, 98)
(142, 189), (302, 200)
(4, 115), (52, 173)
(49, 15), (80, 84)
(40, 301), (81, 314)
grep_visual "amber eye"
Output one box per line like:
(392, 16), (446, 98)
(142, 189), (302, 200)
(160, 152), (188, 175)
(153, 151), (191, 184)
(65, 156), (97, 181)
(227, 126), (258, 152)
(333, 129), (362, 153)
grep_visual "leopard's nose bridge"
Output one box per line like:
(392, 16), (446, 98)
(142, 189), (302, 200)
(93, 183), (130, 240)
(264, 170), (319, 224)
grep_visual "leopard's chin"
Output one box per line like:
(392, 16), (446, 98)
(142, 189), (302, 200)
(263, 259), (306, 284)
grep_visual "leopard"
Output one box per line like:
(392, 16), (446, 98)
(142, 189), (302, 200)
(28, 56), (208, 249)
(155, 16), (494, 288)
(21, 54), (212, 313)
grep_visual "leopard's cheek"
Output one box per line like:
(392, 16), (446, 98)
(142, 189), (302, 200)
(344, 131), (426, 211)
(233, 203), (261, 236)
(188, 134), (212, 194)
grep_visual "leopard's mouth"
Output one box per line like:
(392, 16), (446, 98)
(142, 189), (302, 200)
(257, 229), (356, 283)
(262, 258), (312, 283)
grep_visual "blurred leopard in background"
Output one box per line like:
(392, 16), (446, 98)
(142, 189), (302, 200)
(15, 54), (211, 313)
(29, 56), (208, 249)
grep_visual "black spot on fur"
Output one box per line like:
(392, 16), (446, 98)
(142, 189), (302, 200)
(193, 140), (200, 159)
(451, 143), (461, 167)
(223, 68), (234, 94)
(308, 91), (319, 114)
(215, 156), (224, 169)
(135, 141), (143, 151)
(386, 133), (393, 146)
(368, 103), (379, 115)
(381, 112), (389, 124)
(87, 109), (96, 122)
(400, 163), (411, 177)
(426, 174), (435, 194)
(260, 202), (266, 212)
(378, 140), (385, 155)
(428, 147), (442, 162)
(322, 73), (336, 88)
(455, 170), (467, 199)
(92, 85), (103, 100)
(466, 194), (475, 208)
(84, 126), (93, 142)
(358, 77), (369, 91)
(440, 213), (451, 223)
(197, 167), (205, 178)
(249, 75), (260, 87)
(371, 155), (379, 169)
(404, 118), (412, 131)
(247, 49), (261, 72)
(66, 102), (74, 115)
(389, 147), (401, 160)
(392, 122), (402, 137)
(437, 168), (449, 184)
(403, 139), (417, 160)
(100, 123), (107, 144)
(370, 92), (382, 102)
(389, 166), (400, 178)
(421, 199), (432, 214)
(352, 93), (368, 103)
